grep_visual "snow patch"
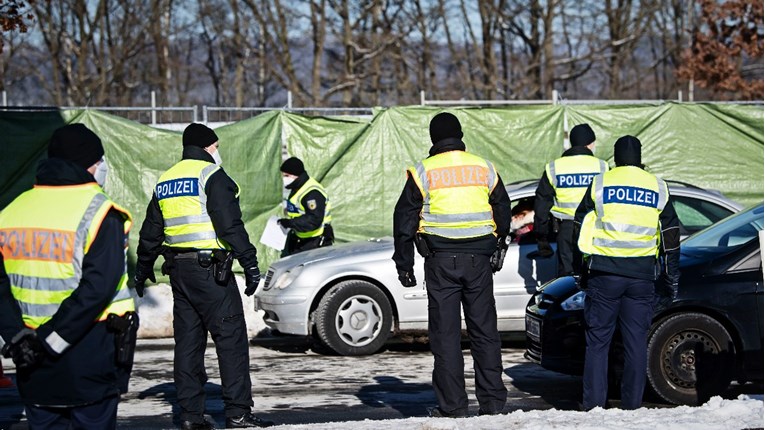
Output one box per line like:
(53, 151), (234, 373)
(135, 275), (268, 339)
(265, 396), (764, 429)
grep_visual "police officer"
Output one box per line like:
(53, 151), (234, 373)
(574, 135), (680, 410)
(134, 123), (273, 429)
(277, 157), (333, 256)
(533, 123), (608, 275)
(393, 112), (510, 417)
(0, 124), (137, 429)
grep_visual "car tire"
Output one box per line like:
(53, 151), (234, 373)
(646, 312), (735, 405)
(314, 280), (393, 356)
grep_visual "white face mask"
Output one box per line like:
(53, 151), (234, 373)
(94, 158), (109, 187)
(211, 149), (222, 166)
(282, 176), (296, 188)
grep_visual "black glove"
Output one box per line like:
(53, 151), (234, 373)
(397, 269), (417, 288)
(528, 239), (554, 260)
(133, 264), (156, 298)
(490, 236), (510, 273)
(244, 266), (261, 296)
(573, 272), (589, 290)
(1, 329), (46, 371)
(277, 218), (292, 229)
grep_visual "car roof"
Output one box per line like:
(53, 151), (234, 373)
(504, 179), (743, 212)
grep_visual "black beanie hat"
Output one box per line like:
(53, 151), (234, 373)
(429, 112), (463, 144)
(48, 124), (104, 169)
(280, 157), (305, 176)
(183, 123), (218, 148)
(614, 135), (642, 167)
(569, 123), (596, 147)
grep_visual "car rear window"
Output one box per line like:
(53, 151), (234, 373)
(672, 195), (735, 235)
(682, 205), (764, 252)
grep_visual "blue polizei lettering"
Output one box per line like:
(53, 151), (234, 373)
(603, 186), (658, 208)
(156, 178), (198, 200)
(556, 173), (598, 188)
(285, 201), (300, 214)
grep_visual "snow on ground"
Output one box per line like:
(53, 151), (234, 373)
(268, 396), (764, 430)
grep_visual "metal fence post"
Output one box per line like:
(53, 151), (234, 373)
(151, 91), (157, 125)
(287, 91), (293, 110)
(202, 106), (208, 124)
(420, 90), (425, 106)
(193, 105), (198, 123)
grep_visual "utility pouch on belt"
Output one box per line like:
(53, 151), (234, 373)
(551, 216), (560, 234)
(107, 311), (139, 368)
(213, 250), (233, 285)
(415, 234), (432, 258)
(197, 250), (214, 268)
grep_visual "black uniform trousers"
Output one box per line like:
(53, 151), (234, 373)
(556, 219), (580, 276)
(283, 225), (334, 257)
(25, 395), (119, 430)
(168, 254), (253, 422)
(425, 253), (507, 415)
(582, 272), (654, 410)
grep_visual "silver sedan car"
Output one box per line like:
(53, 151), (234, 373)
(254, 180), (742, 356)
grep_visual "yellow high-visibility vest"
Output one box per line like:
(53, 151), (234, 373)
(156, 159), (235, 249)
(578, 166), (669, 258)
(286, 178), (332, 239)
(408, 150), (497, 239)
(0, 183), (135, 332)
(545, 155), (608, 220)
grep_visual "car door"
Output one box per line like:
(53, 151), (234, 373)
(493, 195), (557, 331)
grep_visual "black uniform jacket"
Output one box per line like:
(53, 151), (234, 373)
(136, 146), (258, 270)
(533, 145), (597, 238)
(280, 172), (328, 233)
(0, 158), (130, 406)
(573, 167), (681, 282)
(392, 138), (511, 273)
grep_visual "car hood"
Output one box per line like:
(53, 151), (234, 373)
(269, 237), (394, 270)
(537, 276), (578, 299)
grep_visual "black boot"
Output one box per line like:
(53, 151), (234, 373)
(426, 406), (468, 418)
(181, 419), (214, 430)
(225, 413), (275, 428)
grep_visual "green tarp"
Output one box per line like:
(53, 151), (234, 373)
(566, 103), (764, 206)
(1, 103), (762, 274)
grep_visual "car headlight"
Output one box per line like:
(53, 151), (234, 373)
(560, 290), (586, 311)
(272, 265), (305, 290)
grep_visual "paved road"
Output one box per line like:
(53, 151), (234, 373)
(1, 337), (760, 429)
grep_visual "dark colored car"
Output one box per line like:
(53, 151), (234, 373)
(525, 204), (764, 405)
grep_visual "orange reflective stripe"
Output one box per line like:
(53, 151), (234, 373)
(425, 165), (489, 190)
(0, 228), (75, 263)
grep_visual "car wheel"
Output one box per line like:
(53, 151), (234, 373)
(646, 312), (735, 405)
(314, 280), (393, 356)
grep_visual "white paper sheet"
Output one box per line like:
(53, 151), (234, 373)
(260, 215), (289, 250)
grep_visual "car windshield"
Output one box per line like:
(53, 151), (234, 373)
(682, 204), (764, 253)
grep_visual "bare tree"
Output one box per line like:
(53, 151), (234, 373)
(0, 0), (32, 54)
(677, 0), (763, 100)
(501, 0), (560, 99)
(2, 0), (761, 107)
